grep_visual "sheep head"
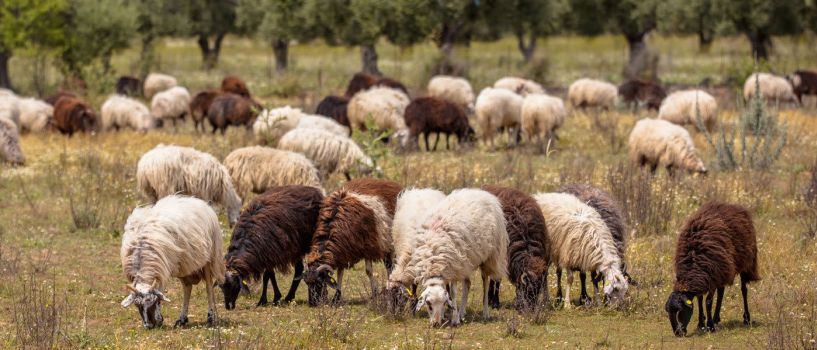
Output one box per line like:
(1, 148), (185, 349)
(602, 269), (629, 306)
(415, 277), (455, 327)
(120, 282), (170, 329)
(303, 264), (337, 307)
(514, 271), (545, 313)
(221, 269), (249, 310)
(665, 291), (695, 337)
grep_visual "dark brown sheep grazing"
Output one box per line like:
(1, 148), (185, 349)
(44, 91), (77, 106)
(788, 70), (817, 104)
(116, 76), (142, 97)
(222, 75), (251, 98)
(303, 178), (403, 306)
(665, 201), (760, 337)
(222, 186), (324, 310)
(482, 185), (550, 312)
(190, 90), (223, 132)
(403, 97), (475, 151)
(618, 80), (666, 110)
(207, 93), (262, 135)
(53, 96), (97, 136)
(344, 72), (408, 97)
(315, 95), (350, 130)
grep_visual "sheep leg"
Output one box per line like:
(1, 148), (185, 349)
(591, 271), (601, 299)
(449, 281), (459, 326)
(283, 260), (304, 303)
(555, 268), (563, 304)
(174, 283), (192, 327)
(257, 271), (271, 306)
(705, 290), (715, 331)
(579, 272), (590, 305)
(741, 273), (751, 325)
(481, 274), (491, 320)
(424, 133), (431, 152)
(269, 270), (283, 305)
(697, 295), (706, 330)
(713, 287), (724, 325)
(332, 268), (344, 305)
(365, 260), (377, 295)
(206, 275), (218, 327)
(460, 279), (470, 323)
(565, 272), (573, 309)
(432, 134), (440, 151)
(446, 134), (450, 150)
(488, 279), (500, 309)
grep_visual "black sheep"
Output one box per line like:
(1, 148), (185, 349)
(788, 70), (817, 104)
(315, 95), (351, 131)
(403, 96), (474, 151)
(116, 76), (142, 97)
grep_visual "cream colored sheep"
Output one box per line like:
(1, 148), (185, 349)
(347, 86), (410, 133)
(0, 89), (14, 97)
(17, 98), (53, 133)
(628, 118), (707, 174)
(658, 90), (718, 131)
(0, 117), (24, 166)
(743, 73), (797, 104)
(297, 115), (350, 137)
(252, 106), (305, 145)
(428, 76), (475, 112)
(521, 94), (566, 145)
(101, 95), (153, 132)
(151, 86), (190, 127)
(143, 73), (177, 99)
(475, 87), (524, 149)
(0, 95), (20, 127)
(223, 146), (323, 199)
(567, 78), (618, 110)
(276, 128), (374, 180)
(494, 77), (545, 96)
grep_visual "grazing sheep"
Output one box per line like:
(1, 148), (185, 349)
(0, 95), (20, 126)
(0, 117), (24, 166)
(787, 70), (817, 104)
(347, 86), (410, 135)
(475, 87), (524, 149)
(44, 91), (76, 106)
(17, 98), (53, 133)
(345, 72), (408, 97)
(277, 128), (374, 180)
(402, 96), (474, 151)
(253, 106), (305, 145)
(658, 90), (718, 131)
(116, 76), (142, 97)
(190, 90), (223, 132)
(143, 73), (177, 99)
(53, 96), (98, 136)
(151, 86), (191, 128)
(297, 115), (350, 137)
(223, 146), (323, 199)
(568, 78), (618, 110)
(0, 88), (13, 97)
(120, 195), (225, 329)
(482, 186), (549, 312)
(494, 77), (545, 96)
(207, 93), (262, 135)
(390, 189), (508, 326)
(428, 76), (475, 112)
(315, 95), (350, 129)
(665, 202), (760, 336)
(303, 178), (403, 306)
(222, 75), (250, 98)
(520, 94), (566, 146)
(136, 144), (242, 226)
(101, 95), (154, 132)
(743, 73), (797, 104)
(618, 80), (666, 110)
(628, 118), (707, 175)
(222, 186), (324, 309)
(533, 192), (628, 308)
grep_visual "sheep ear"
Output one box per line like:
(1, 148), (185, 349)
(121, 294), (135, 308)
(155, 290), (170, 302)
(327, 277), (338, 290)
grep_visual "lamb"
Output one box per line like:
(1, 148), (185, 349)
(297, 115), (350, 137)
(402, 96), (474, 151)
(315, 95), (350, 130)
(658, 90), (718, 131)
(618, 80), (666, 110)
(143, 73), (178, 99)
(252, 106), (305, 145)
(532, 192), (628, 308)
(120, 195), (225, 329)
(222, 186), (324, 309)
(567, 78), (618, 110)
(0, 95), (20, 127)
(223, 146), (323, 200)
(482, 186), (549, 312)
(628, 118), (707, 175)
(0, 117), (24, 166)
(136, 144), (242, 226)
(390, 189), (508, 326)
(303, 178), (403, 306)
(347, 86), (410, 135)
(520, 94), (566, 146)
(494, 77), (545, 96)
(53, 96), (98, 136)
(151, 86), (191, 128)
(207, 93), (262, 135)
(427, 75), (475, 112)
(116, 76), (142, 97)
(743, 73), (797, 104)
(190, 90), (223, 132)
(17, 98), (53, 133)
(665, 201), (760, 336)
(345, 72), (409, 97)
(475, 87), (524, 149)
(276, 128), (375, 180)
(787, 70), (817, 104)
(222, 75), (250, 98)
(100, 95), (154, 132)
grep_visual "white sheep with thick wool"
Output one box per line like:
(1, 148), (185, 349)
(475, 87), (524, 149)
(101, 95), (154, 132)
(223, 146), (323, 199)
(567, 78), (618, 109)
(521, 93), (566, 144)
(658, 89), (718, 131)
(277, 128), (374, 180)
(428, 75), (475, 112)
(628, 118), (707, 174)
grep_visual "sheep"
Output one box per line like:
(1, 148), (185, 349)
(44, 91), (76, 106)
(222, 75), (250, 98)
(665, 201), (760, 336)
(787, 70), (817, 104)
(520, 94), (566, 146)
(618, 80), (666, 110)
(743, 73), (797, 104)
(120, 195), (225, 329)
(17, 98), (53, 133)
(475, 87), (524, 149)
(427, 75), (475, 112)
(628, 118), (707, 175)
(143, 73), (177, 99)
(252, 106), (305, 145)
(223, 146), (323, 200)
(658, 90), (718, 131)
(532, 192), (628, 309)
(402, 96), (474, 152)
(315, 95), (350, 129)
(347, 86), (410, 135)
(0, 88), (13, 97)
(482, 185), (549, 312)
(100, 95), (154, 132)
(297, 115), (350, 137)
(190, 90), (223, 132)
(345, 72), (408, 97)
(151, 86), (191, 129)
(390, 188), (508, 326)
(276, 128), (375, 180)
(494, 77), (545, 96)
(222, 186), (324, 309)
(303, 178), (403, 306)
(53, 96), (98, 136)
(207, 93), (262, 135)
(0, 117), (24, 166)
(0, 94), (20, 127)
(136, 144), (242, 227)
(567, 78), (618, 110)
(116, 76), (142, 97)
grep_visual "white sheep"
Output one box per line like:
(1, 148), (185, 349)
(494, 77), (545, 96)
(0, 88), (14, 97)
(0, 117), (24, 166)
(628, 118), (707, 174)
(567, 78), (618, 110)
(223, 146), (323, 199)
(276, 128), (375, 180)
(347, 86), (410, 133)
(17, 98), (53, 133)
(136, 144), (242, 226)
(743, 73), (797, 104)
(532, 192), (628, 308)
(475, 87), (524, 149)
(120, 195), (225, 328)
(0, 95), (20, 127)
(392, 188), (508, 326)
(658, 90), (718, 131)
(151, 87), (190, 128)
(252, 106), (305, 145)
(521, 94), (566, 145)
(143, 73), (177, 99)
(101, 95), (154, 132)
(428, 76), (475, 112)
(297, 115), (350, 137)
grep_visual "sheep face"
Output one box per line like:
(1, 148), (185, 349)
(683, 154), (707, 174)
(121, 285), (169, 329)
(415, 279), (454, 327)
(514, 272), (544, 312)
(602, 270), (629, 305)
(77, 106), (98, 133)
(665, 291), (695, 337)
(221, 271), (244, 310)
(303, 264), (337, 307)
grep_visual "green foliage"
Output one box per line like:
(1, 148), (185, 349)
(60, 0), (138, 75)
(0, 0), (67, 51)
(238, 0), (313, 43)
(656, 0), (717, 47)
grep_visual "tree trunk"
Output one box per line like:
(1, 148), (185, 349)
(515, 30), (537, 62)
(272, 39), (288, 73)
(0, 50), (12, 90)
(360, 44), (380, 76)
(198, 33), (226, 70)
(746, 31), (770, 61)
(138, 34), (155, 79)
(698, 30), (713, 53)
(623, 33), (658, 81)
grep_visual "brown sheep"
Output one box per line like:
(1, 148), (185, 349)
(222, 186), (324, 310)
(53, 96), (98, 136)
(618, 80), (666, 110)
(665, 201), (760, 337)
(403, 96), (475, 151)
(303, 178), (403, 306)
(788, 70), (817, 104)
(222, 75), (251, 98)
(116, 76), (142, 97)
(207, 93), (262, 135)
(315, 95), (351, 130)
(344, 72), (408, 97)
(44, 91), (77, 106)
(190, 90), (223, 132)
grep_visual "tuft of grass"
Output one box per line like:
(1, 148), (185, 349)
(13, 273), (65, 349)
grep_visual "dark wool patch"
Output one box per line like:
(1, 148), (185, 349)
(221, 75), (251, 98)
(53, 96), (97, 135)
(207, 93), (261, 133)
(315, 95), (350, 128)
(405, 97), (472, 142)
(618, 80), (667, 110)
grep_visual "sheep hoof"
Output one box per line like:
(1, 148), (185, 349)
(256, 299), (268, 307)
(713, 316), (721, 325)
(173, 316), (188, 328)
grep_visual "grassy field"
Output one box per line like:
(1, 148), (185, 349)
(2, 35), (817, 349)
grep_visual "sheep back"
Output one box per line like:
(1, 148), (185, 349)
(297, 115), (350, 137)
(253, 106), (304, 145)
(494, 77), (545, 96)
(101, 95), (153, 132)
(143, 73), (178, 99)
(389, 188), (447, 283)
(475, 87), (524, 140)
(223, 146), (322, 198)
(207, 93), (261, 133)
(658, 90), (718, 130)
(558, 184), (626, 261)
(567, 78), (618, 108)
(151, 86), (191, 121)
(743, 73), (796, 103)
(404, 96), (471, 141)
(427, 75), (475, 111)
(315, 95), (350, 128)
(347, 87), (410, 132)
(222, 75), (251, 98)
(520, 94), (566, 140)
(116, 76), (142, 97)
(53, 97), (97, 135)
(18, 98), (53, 133)
(190, 90), (223, 126)
(277, 128), (373, 176)
(628, 118), (706, 173)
